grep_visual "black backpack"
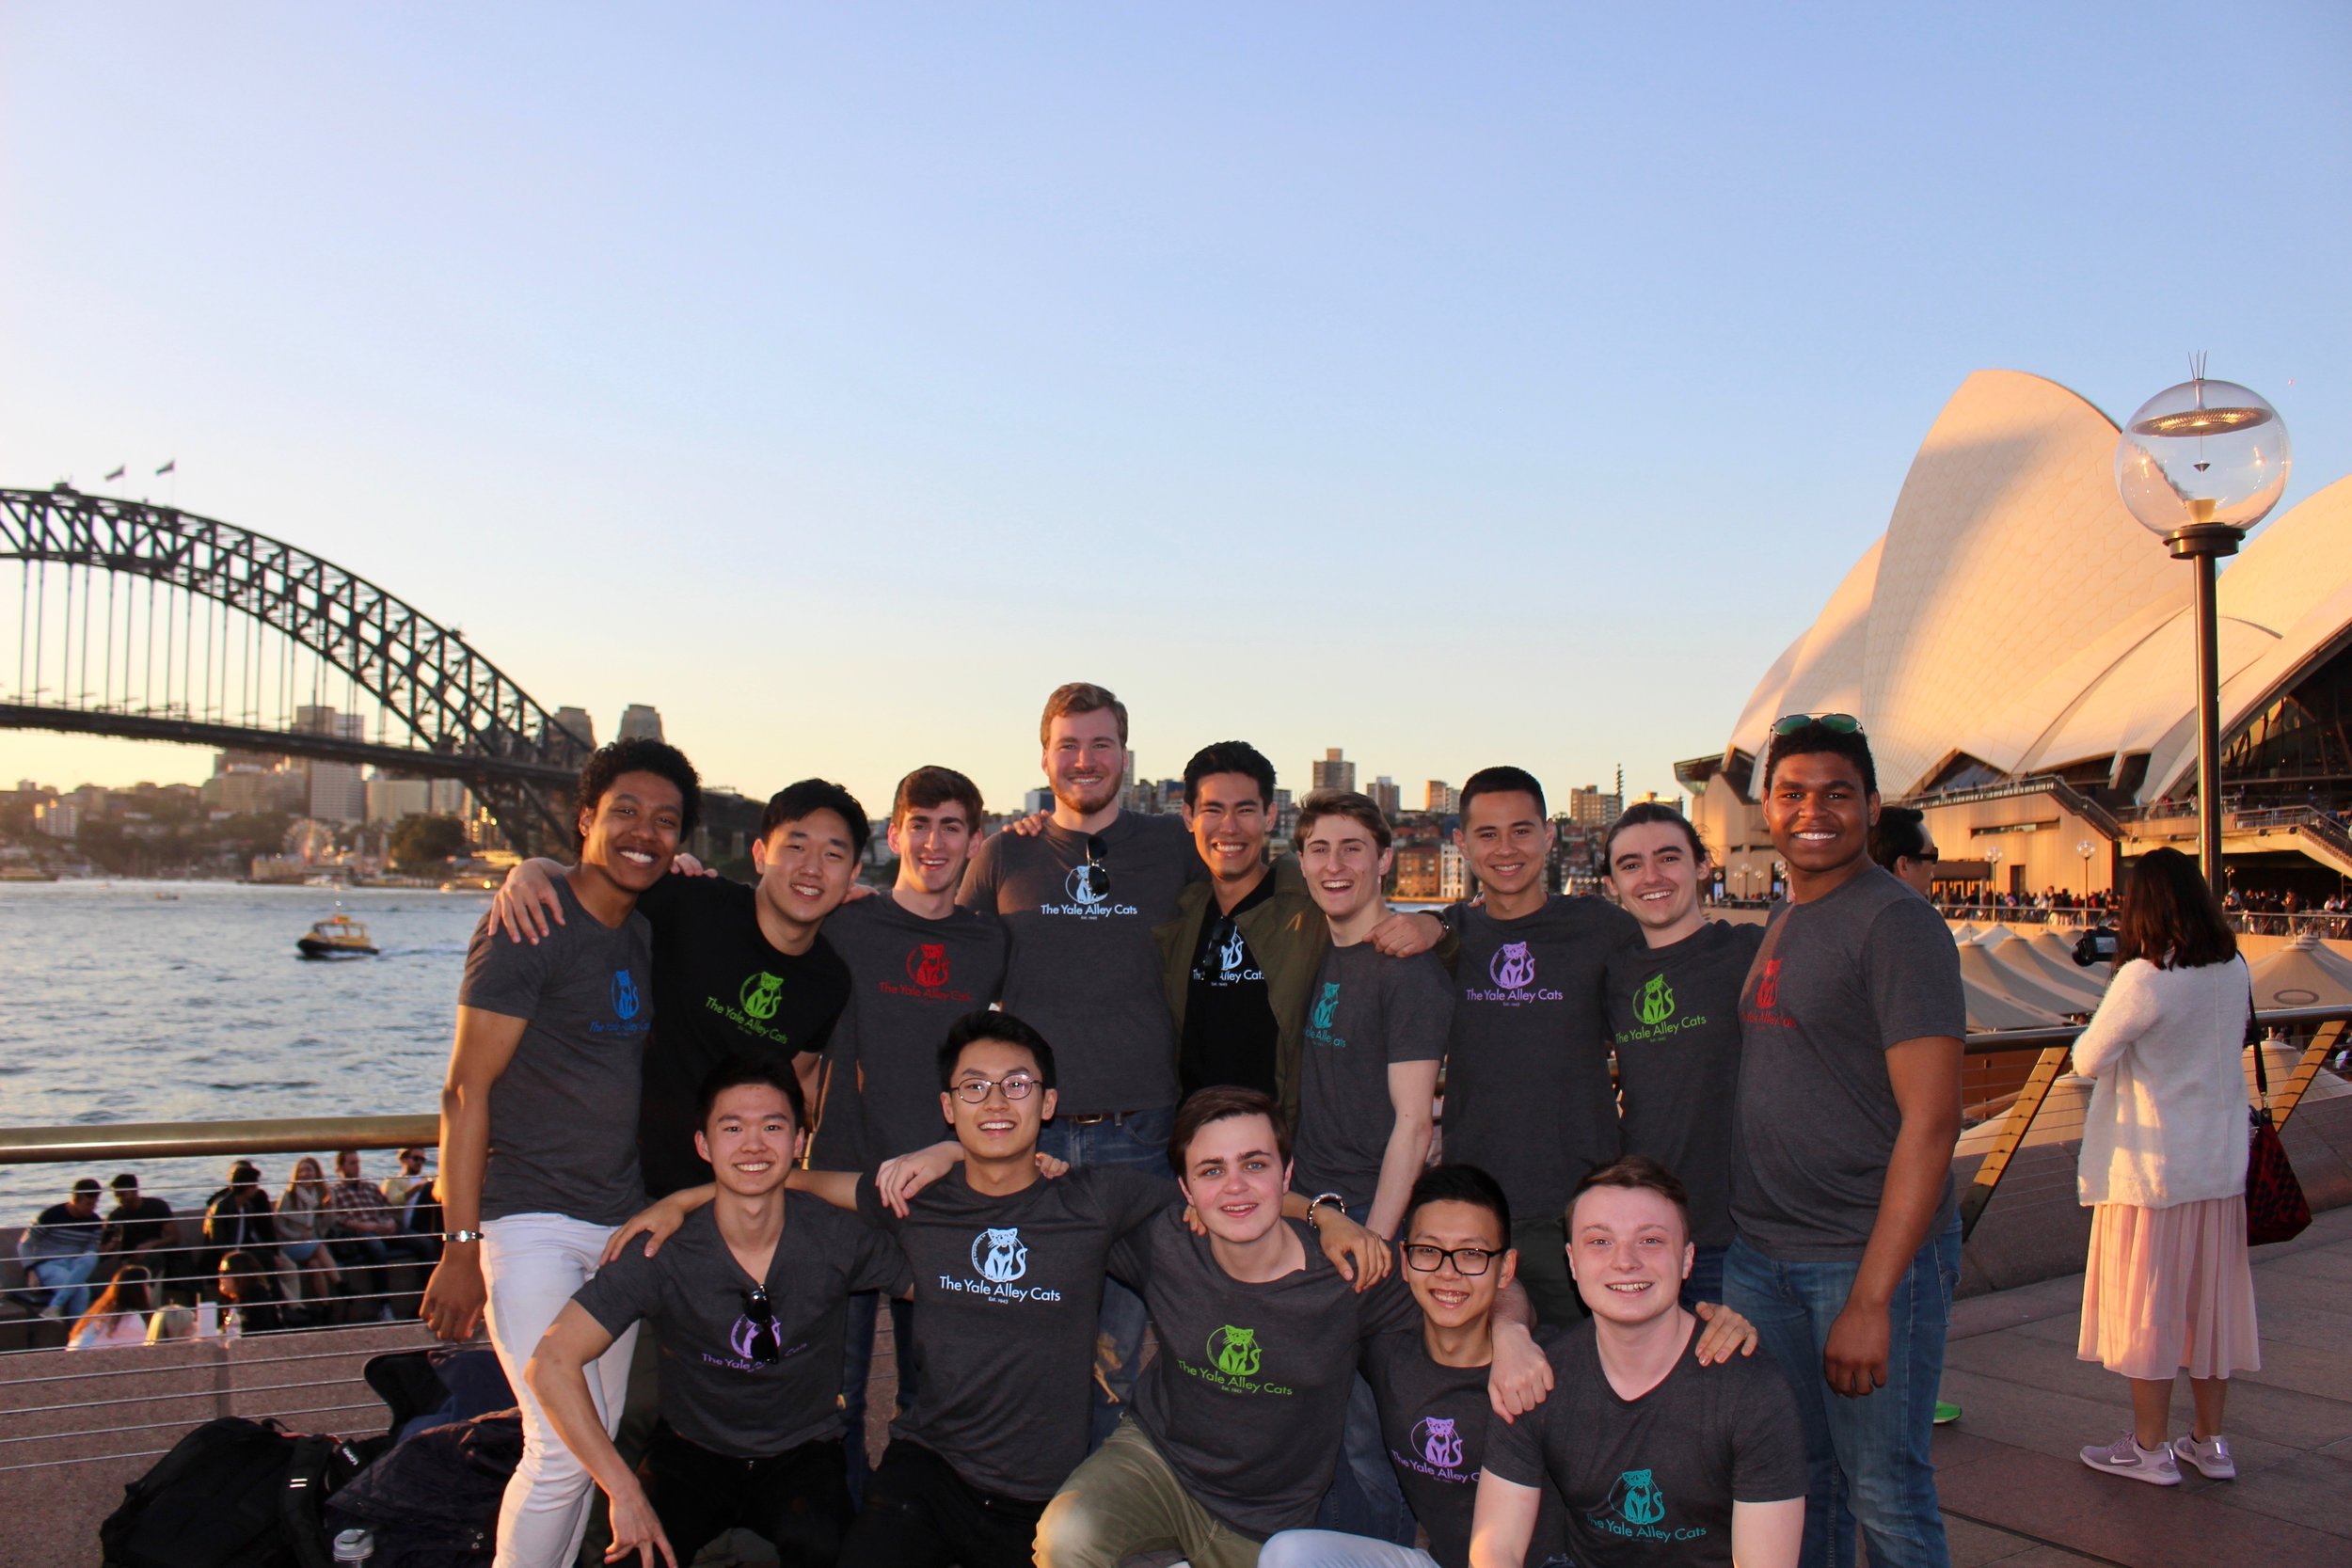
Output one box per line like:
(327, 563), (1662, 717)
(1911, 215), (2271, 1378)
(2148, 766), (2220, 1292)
(100, 1417), (360, 1568)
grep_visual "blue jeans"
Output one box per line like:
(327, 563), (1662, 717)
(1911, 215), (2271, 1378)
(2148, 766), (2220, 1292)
(1724, 1215), (1961, 1568)
(1681, 1242), (1728, 1312)
(25, 1251), (99, 1318)
(1038, 1103), (1174, 1449)
(838, 1290), (916, 1507)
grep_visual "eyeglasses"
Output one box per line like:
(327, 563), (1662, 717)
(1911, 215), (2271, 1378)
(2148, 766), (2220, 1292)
(1080, 835), (1113, 898)
(1401, 1243), (1506, 1276)
(1771, 712), (1862, 736)
(739, 1286), (780, 1366)
(949, 1073), (1042, 1104)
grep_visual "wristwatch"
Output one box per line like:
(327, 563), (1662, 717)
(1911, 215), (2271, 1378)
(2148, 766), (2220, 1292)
(1306, 1193), (1347, 1226)
(440, 1228), (485, 1244)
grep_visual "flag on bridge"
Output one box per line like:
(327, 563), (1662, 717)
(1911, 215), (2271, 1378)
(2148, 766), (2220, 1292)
(104, 465), (126, 481)
(155, 459), (176, 476)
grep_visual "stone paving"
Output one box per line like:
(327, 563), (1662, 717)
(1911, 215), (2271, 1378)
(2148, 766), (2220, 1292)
(1927, 1203), (2352, 1567)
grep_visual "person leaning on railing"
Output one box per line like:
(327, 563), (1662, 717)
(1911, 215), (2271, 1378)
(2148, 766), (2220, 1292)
(2071, 846), (2260, 1489)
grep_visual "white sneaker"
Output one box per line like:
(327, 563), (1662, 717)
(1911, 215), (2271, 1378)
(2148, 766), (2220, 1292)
(2080, 1433), (2180, 1485)
(2171, 1433), (2236, 1480)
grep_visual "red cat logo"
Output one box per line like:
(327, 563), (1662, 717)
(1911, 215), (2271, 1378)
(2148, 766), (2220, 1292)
(1754, 958), (1782, 1011)
(907, 944), (951, 989)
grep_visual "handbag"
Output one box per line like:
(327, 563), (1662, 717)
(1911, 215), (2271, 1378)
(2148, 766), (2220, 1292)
(2245, 985), (2312, 1245)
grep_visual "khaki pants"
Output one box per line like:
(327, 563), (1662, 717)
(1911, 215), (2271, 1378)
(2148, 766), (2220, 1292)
(1033, 1417), (1262, 1568)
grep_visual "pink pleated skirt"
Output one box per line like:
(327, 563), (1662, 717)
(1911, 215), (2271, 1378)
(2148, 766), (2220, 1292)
(2078, 1197), (2261, 1380)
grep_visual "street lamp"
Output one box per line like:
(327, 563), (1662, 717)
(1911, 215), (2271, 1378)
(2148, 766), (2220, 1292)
(2077, 838), (2093, 902)
(2116, 359), (2293, 893)
(1985, 845), (2003, 909)
(1772, 860), (1786, 900)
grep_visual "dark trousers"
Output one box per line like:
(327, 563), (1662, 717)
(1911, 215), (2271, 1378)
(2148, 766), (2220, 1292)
(641, 1424), (851, 1568)
(836, 1440), (1045, 1568)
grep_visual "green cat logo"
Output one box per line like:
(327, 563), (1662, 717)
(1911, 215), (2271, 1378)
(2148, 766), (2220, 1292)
(739, 972), (785, 1022)
(1311, 983), (1340, 1031)
(1635, 972), (1676, 1027)
(1208, 1323), (1262, 1377)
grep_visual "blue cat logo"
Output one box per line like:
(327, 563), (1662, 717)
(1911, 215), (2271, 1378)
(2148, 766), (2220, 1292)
(612, 970), (641, 1021)
(1311, 982), (1340, 1031)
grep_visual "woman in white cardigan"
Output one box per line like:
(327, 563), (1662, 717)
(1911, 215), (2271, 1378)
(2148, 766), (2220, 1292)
(2072, 847), (2259, 1487)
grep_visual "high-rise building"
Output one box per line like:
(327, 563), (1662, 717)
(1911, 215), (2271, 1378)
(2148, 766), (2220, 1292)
(293, 706), (367, 824)
(1024, 788), (1054, 816)
(1312, 748), (1356, 794)
(1369, 776), (1401, 819)
(1566, 784), (1623, 829)
(617, 705), (665, 742)
(1438, 840), (1469, 901)
(1425, 780), (1458, 815)
(546, 707), (596, 751)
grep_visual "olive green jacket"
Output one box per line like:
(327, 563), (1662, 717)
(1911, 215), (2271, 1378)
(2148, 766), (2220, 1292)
(1153, 855), (1330, 1122)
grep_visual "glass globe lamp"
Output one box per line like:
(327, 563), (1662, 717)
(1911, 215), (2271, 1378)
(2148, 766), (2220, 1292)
(2114, 373), (2291, 541)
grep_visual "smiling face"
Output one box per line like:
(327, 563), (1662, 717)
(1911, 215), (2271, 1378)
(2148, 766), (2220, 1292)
(754, 807), (859, 927)
(294, 1157), (323, 1185)
(1177, 1112), (1291, 1248)
(694, 1082), (803, 1199)
(887, 799), (977, 896)
(578, 768), (687, 893)
(1604, 820), (1704, 939)
(1297, 811), (1391, 926)
(1042, 707), (1127, 817)
(1404, 1197), (1516, 1332)
(1763, 751), (1876, 879)
(1567, 1183), (1692, 1327)
(939, 1036), (1057, 1161)
(1184, 772), (1270, 886)
(1456, 790), (1553, 901)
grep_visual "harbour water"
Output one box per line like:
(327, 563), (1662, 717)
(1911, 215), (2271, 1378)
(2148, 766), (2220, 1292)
(0, 881), (488, 1217)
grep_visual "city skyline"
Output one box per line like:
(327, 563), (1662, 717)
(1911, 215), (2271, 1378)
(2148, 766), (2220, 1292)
(6, 6), (2347, 816)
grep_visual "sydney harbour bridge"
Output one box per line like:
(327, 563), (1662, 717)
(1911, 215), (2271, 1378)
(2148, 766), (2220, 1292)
(1, 483), (593, 858)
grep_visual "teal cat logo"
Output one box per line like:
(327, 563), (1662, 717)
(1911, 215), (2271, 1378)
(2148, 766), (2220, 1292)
(1602, 1467), (1666, 1528)
(1311, 983), (1340, 1030)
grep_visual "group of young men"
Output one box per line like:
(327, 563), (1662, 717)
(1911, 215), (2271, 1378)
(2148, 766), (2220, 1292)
(419, 683), (1968, 1568)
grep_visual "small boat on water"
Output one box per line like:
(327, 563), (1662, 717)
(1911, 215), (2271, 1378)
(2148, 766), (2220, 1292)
(296, 913), (378, 958)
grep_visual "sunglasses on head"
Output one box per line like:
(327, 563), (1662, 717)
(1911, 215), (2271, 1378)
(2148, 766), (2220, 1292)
(1771, 712), (1863, 736)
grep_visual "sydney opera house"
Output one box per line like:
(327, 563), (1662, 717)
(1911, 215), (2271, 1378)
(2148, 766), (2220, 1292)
(1678, 370), (2352, 906)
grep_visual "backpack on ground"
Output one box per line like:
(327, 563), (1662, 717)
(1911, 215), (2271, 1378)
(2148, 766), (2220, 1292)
(101, 1416), (361, 1568)
(323, 1407), (522, 1568)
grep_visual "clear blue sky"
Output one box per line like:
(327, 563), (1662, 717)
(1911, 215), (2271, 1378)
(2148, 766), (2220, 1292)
(6, 3), (2347, 816)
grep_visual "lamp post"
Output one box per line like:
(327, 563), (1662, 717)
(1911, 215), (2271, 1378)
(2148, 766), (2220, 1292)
(2115, 360), (2293, 894)
(2077, 838), (2093, 902)
(1772, 859), (1786, 900)
(1985, 845), (2002, 910)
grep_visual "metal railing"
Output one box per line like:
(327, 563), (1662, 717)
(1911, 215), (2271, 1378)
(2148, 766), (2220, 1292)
(1900, 773), (2127, 841)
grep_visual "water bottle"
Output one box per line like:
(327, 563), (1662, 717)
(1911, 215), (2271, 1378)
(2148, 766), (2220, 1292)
(332, 1528), (373, 1564)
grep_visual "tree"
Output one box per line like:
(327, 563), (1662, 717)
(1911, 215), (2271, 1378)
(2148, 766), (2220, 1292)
(389, 813), (469, 868)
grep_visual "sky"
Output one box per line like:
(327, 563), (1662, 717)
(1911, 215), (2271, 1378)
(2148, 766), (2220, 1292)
(5, 3), (2348, 818)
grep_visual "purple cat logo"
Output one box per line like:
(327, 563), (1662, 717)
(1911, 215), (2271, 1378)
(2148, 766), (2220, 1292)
(726, 1312), (778, 1363)
(1489, 942), (1536, 989)
(1412, 1415), (1466, 1469)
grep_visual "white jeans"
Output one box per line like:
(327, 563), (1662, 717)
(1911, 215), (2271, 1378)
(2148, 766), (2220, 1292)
(482, 1213), (639, 1568)
(1258, 1529), (1440, 1568)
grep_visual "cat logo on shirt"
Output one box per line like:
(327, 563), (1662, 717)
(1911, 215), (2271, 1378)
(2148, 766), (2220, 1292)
(907, 944), (952, 989)
(1754, 958), (1782, 1011)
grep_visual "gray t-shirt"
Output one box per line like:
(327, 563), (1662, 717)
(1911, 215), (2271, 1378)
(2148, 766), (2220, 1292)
(458, 879), (654, 1226)
(572, 1195), (909, 1459)
(1359, 1326), (1567, 1568)
(1114, 1218), (1420, 1540)
(1441, 895), (1643, 1224)
(957, 812), (1198, 1116)
(855, 1164), (1173, 1500)
(1293, 943), (1452, 1217)
(1485, 1321), (1806, 1568)
(810, 894), (1009, 1169)
(1605, 922), (1764, 1249)
(1733, 866), (1965, 1260)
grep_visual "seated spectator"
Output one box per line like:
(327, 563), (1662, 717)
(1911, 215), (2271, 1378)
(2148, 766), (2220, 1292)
(325, 1148), (401, 1320)
(102, 1174), (177, 1267)
(19, 1179), (106, 1321)
(69, 1264), (160, 1351)
(379, 1148), (442, 1264)
(275, 1157), (343, 1312)
(381, 1148), (433, 1209)
(202, 1161), (278, 1275)
(217, 1249), (293, 1335)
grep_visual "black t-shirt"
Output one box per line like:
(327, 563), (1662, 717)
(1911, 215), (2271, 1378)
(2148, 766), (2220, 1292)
(1113, 1218), (1420, 1540)
(1442, 895), (1643, 1224)
(573, 1196), (910, 1459)
(105, 1196), (175, 1252)
(633, 874), (852, 1198)
(1603, 922), (1764, 1248)
(1485, 1321), (1806, 1568)
(1359, 1326), (1567, 1568)
(1180, 872), (1282, 1099)
(855, 1165), (1174, 1501)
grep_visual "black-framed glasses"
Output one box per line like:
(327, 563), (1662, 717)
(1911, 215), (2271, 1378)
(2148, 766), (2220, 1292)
(1771, 712), (1862, 736)
(950, 1073), (1041, 1104)
(1401, 1243), (1506, 1276)
(1080, 834), (1113, 899)
(739, 1285), (780, 1365)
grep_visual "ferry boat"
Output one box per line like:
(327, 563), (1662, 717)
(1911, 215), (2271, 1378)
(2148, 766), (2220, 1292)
(295, 913), (378, 958)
